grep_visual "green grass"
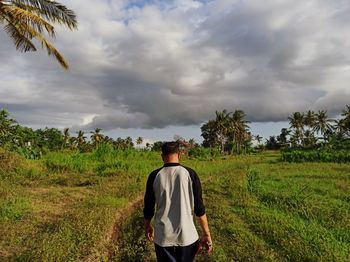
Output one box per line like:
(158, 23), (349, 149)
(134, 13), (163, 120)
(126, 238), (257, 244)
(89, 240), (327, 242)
(0, 148), (349, 261)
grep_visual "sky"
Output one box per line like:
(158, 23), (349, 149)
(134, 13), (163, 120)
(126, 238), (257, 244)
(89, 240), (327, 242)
(1, 0), (350, 144)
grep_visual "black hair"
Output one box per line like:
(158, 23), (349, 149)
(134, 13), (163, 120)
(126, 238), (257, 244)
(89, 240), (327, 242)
(161, 141), (180, 155)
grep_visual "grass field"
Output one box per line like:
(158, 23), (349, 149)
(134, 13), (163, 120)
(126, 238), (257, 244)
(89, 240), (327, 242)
(0, 148), (349, 261)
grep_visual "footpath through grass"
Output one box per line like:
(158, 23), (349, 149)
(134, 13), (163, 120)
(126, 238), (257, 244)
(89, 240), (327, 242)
(1, 148), (349, 261)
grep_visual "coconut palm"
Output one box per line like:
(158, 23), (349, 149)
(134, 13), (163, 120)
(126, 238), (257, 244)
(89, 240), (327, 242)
(76, 130), (86, 148)
(288, 112), (304, 146)
(0, 108), (16, 145)
(228, 110), (250, 154)
(215, 110), (230, 153)
(304, 110), (316, 130)
(201, 119), (220, 149)
(312, 110), (333, 141)
(254, 135), (263, 145)
(341, 105), (350, 121)
(136, 136), (143, 145)
(277, 128), (290, 147)
(62, 127), (70, 148)
(288, 112), (304, 131)
(0, 0), (77, 69)
(90, 128), (103, 147)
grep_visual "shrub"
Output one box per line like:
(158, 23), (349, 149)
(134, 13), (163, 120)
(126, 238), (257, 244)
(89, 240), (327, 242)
(281, 149), (350, 163)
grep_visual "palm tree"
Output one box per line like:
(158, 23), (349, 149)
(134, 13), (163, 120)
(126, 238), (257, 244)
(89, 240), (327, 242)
(90, 128), (103, 147)
(341, 105), (350, 136)
(229, 110), (250, 154)
(288, 112), (304, 146)
(0, 108), (16, 145)
(312, 110), (333, 142)
(0, 0), (77, 69)
(62, 127), (70, 148)
(201, 119), (219, 149)
(304, 110), (316, 130)
(288, 112), (304, 131)
(277, 128), (290, 147)
(136, 137), (143, 145)
(254, 135), (262, 145)
(341, 105), (350, 121)
(188, 138), (196, 148)
(76, 130), (86, 148)
(215, 110), (230, 153)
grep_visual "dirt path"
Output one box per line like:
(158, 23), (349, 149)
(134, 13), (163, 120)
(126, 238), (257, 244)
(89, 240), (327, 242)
(82, 194), (144, 262)
(83, 177), (212, 261)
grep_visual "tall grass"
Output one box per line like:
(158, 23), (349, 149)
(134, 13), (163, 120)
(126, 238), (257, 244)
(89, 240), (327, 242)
(1, 148), (349, 261)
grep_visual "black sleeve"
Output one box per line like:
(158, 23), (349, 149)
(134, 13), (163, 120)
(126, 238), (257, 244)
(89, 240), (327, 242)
(143, 169), (160, 220)
(186, 167), (206, 217)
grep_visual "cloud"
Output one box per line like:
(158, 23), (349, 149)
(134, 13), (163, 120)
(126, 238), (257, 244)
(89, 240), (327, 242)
(1, 0), (350, 131)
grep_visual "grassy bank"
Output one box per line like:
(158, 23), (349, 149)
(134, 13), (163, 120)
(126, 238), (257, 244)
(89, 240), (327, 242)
(0, 147), (160, 260)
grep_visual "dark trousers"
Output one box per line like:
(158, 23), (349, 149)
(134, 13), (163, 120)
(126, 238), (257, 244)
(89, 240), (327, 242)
(154, 241), (199, 262)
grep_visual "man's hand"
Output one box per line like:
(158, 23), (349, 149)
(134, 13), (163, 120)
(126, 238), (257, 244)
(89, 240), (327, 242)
(145, 220), (154, 242)
(200, 234), (213, 254)
(196, 214), (213, 255)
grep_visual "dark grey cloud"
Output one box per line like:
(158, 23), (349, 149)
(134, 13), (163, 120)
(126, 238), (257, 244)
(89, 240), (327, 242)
(1, 0), (350, 132)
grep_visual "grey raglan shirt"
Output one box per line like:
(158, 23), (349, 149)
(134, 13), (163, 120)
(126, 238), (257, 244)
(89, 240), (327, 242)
(143, 163), (205, 247)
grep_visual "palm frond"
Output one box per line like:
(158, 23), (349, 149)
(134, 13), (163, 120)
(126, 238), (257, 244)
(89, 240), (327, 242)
(2, 4), (55, 36)
(14, 21), (69, 68)
(13, 0), (77, 29)
(2, 16), (37, 51)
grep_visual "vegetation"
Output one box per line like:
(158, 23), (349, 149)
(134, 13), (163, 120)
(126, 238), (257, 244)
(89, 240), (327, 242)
(201, 109), (251, 154)
(0, 0), (77, 69)
(0, 106), (350, 260)
(109, 153), (350, 261)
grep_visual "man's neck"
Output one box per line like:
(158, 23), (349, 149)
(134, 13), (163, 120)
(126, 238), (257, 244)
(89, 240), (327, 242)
(162, 154), (179, 164)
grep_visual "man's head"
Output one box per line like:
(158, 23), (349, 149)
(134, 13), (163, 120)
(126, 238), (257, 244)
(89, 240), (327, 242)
(161, 141), (180, 163)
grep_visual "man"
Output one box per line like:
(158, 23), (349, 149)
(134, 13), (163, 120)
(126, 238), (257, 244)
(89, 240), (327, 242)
(143, 141), (213, 262)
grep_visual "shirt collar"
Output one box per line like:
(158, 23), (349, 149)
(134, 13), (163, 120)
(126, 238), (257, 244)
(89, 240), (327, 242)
(163, 163), (181, 167)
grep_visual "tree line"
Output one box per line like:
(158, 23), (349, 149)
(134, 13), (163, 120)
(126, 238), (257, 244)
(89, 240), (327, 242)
(199, 105), (350, 154)
(0, 109), (145, 158)
(1, 105), (349, 159)
(265, 106), (350, 150)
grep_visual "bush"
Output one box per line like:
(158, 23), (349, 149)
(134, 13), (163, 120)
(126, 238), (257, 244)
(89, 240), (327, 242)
(188, 147), (220, 159)
(281, 149), (350, 163)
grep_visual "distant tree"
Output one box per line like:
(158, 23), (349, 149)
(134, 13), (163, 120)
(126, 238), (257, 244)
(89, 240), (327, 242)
(125, 136), (133, 148)
(35, 127), (63, 150)
(341, 105), (350, 137)
(303, 130), (317, 148)
(215, 110), (230, 153)
(62, 128), (70, 149)
(201, 119), (220, 149)
(0, 109), (16, 145)
(136, 137), (143, 145)
(188, 138), (197, 148)
(201, 109), (251, 154)
(288, 112), (305, 146)
(265, 136), (280, 150)
(312, 110), (333, 142)
(76, 130), (86, 149)
(227, 110), (250, 154)
(304, 110), (316, 130)
(277, 128), (290, 147)
(0, 0), (77, 69)
(90, 128), (104, 147)
(152, 141), (163, 151)
(254, 135), (263, 145)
